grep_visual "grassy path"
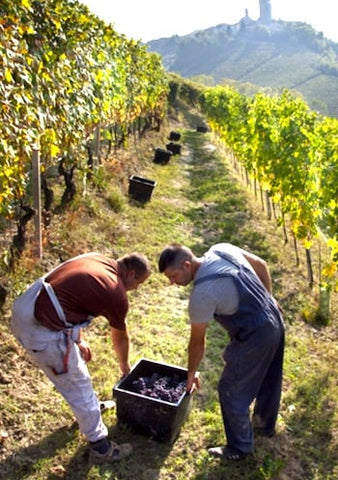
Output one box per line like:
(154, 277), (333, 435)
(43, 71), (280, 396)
(0, 125), (337, 480)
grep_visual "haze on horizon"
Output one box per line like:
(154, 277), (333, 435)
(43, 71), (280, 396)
(80, 0), (338, 43)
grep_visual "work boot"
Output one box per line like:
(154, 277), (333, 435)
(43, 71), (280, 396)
(208, 445), (250, 461)
(89, 440), (133, 464)
(99, 400), (116, 412)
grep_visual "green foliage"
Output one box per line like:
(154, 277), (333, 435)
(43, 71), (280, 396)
(0, 0), (169, 220)
(195, 82), (337, 291)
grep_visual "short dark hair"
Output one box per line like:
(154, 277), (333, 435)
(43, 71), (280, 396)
(118, 253), (151, 278)
(158, 244), (193, 272)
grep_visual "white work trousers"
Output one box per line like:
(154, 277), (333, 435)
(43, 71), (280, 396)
(11, 278), (108, 443)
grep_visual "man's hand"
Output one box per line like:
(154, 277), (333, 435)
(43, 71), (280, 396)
(119, 361), (131, 377)
(77, 340), (92, 362)
(187, 372), (201, 394)
(186, 322), (207, 393)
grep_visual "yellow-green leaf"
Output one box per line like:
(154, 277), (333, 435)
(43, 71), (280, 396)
(50, 144), (59, 157)
(4, 70), (13, 83)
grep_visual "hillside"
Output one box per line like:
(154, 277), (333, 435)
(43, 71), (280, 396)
(147, 19), (338, 118)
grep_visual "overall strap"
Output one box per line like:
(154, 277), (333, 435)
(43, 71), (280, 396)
(42, 279), (74, 328)
(40, 252), (98, 329)
(194, 250), (240, 286)
(212, 250), (242, 268)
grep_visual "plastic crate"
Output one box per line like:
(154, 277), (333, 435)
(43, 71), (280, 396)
(113, 358), (194, 443)
(169, 131), (181, 141)
(166, 142), (181, 155)
(153, 148), (172, 165)
(128, 175), (157, 202)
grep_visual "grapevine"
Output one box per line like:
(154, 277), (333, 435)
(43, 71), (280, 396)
(199, 83), (337, 319)
(0, 0), (169, 257)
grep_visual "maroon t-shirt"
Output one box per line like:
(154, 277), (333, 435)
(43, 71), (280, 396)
(34, 253), (128, 331)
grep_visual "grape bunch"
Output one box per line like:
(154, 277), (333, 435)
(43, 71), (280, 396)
(131, 373), (186, 403)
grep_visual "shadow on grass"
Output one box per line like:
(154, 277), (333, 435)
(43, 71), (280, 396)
(171, 100), (206, 131)
(0, 420), (174, 480)
(284, 369), (337, 478)
(191, 455), (268, 480)
(0, 421), (79, 480)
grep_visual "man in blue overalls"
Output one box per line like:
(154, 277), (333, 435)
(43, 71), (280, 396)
(158, 242), (284, 461)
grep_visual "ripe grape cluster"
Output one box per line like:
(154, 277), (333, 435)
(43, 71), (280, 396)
(131, 373), (186, 403)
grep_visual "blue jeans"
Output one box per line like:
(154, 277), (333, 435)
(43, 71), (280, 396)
(218, 315), (284, 453)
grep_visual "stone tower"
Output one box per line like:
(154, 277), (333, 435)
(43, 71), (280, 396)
(259, 0), (272, 23)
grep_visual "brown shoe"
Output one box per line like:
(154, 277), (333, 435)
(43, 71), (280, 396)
(89, 441), (133, 464)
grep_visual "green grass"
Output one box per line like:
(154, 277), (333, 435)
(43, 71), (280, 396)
(0, 118), (337, 480)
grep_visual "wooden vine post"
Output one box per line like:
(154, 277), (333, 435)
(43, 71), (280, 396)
(94, 122), (101, 165)
(32, 145), (42, 259)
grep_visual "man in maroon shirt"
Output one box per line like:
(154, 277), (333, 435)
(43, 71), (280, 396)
(11, 252), (151, 464)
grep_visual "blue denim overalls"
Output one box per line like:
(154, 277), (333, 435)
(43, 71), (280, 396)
(194, 250), (285, 454)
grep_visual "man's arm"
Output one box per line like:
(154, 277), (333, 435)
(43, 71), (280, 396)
(186, 322), (208, 392)
(242, 251), (272, 294)
(111, 327), (131, 376)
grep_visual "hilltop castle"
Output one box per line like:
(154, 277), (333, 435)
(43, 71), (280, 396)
(259, 0), (272, 24)
(243, 0), (272, 26)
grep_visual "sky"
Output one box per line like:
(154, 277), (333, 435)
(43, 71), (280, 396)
(79, 0), (338, 43)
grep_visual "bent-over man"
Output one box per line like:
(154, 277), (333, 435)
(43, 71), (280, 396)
(158, 242), (284, 461)
(11, 251), (151, 463)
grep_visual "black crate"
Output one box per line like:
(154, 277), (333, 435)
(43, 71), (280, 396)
(153, 148), (172, 165)
(196, 125), (208, 133)
(169, 131), (181, 141)
(166, 142), (181, 155)
(113, 358), (194, 443)
(128, 175), (156, 202)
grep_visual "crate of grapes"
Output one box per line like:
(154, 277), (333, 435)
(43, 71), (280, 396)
(112, 358), (194, 443)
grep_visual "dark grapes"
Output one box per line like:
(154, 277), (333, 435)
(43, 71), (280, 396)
(131, 373), (186, 403)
